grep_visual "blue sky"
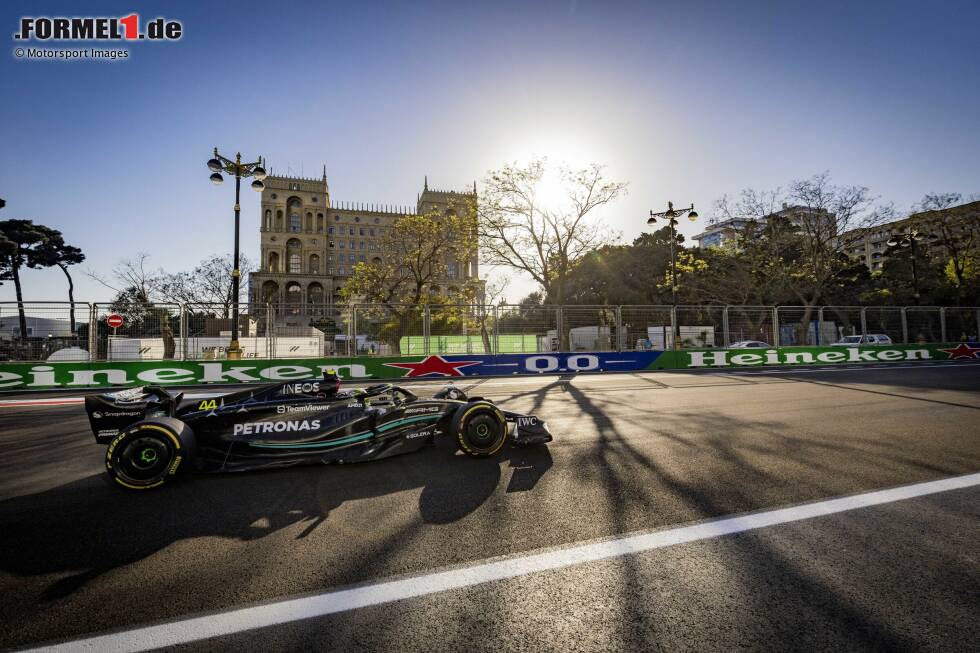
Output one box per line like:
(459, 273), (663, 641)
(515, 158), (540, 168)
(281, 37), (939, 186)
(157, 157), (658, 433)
(2, 0), (978, 303)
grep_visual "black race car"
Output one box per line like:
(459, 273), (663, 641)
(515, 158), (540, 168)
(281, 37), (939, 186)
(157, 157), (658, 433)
(85, 371), (552, 491)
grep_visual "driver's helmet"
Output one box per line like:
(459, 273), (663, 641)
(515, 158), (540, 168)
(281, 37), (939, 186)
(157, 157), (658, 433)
(322, 369), (342, 395)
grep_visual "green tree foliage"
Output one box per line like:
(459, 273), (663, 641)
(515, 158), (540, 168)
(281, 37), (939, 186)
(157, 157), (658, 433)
(342, 204), (479, 354)
(0, 220), (79, 338)
(563, 229), (676, 304)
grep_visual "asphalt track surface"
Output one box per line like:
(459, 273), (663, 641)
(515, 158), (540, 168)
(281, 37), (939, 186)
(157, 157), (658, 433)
(1, 365), (978, 652)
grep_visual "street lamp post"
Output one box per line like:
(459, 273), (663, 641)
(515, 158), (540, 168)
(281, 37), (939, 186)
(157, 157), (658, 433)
(886, 228), (936, 304)
(207, 148), (266, 360)
(647, 201), (698, 349)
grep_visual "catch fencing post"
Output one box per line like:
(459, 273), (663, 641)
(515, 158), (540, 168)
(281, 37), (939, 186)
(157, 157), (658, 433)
(349, 306), (357, 357)
(179, 304), (187, 360)
(493, 304), (500, 356)
(816, 307), (824, 346)
(88, 304), (98, 360)
(423, 305), (431, 355)
(265, 303), (273, 359)
(901, 307), (909, 344)
(772, 307), (779, 347)
(940, 307), (947, 343)
(615, 306), (623, 352)
(722, 306), (730, 348)
(669, 306), (677, 350)
(860, 307), (868, 336)
(556, 305), (564, 352)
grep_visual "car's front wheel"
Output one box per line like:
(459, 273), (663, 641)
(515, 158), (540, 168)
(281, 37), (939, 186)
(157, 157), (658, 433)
(452, 402), (507, 457)
(105, 418), (195, 490)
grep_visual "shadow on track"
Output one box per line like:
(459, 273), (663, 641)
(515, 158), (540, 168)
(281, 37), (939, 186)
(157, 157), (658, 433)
(0, 437), (553, 602)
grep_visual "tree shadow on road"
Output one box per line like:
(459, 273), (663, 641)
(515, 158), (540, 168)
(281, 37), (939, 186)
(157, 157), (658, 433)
(0, 437), (554, 604)
(555, 380), (975, 651)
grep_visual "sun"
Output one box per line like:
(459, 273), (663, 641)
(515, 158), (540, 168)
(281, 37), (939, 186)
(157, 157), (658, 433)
(534, 166), (568, 213)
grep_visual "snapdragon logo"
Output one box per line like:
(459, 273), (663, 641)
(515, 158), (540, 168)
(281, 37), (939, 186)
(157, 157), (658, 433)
(15, 14), (182, 41)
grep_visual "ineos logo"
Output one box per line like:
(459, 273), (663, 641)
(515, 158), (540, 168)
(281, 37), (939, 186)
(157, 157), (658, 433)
(281, 382), (320, 395)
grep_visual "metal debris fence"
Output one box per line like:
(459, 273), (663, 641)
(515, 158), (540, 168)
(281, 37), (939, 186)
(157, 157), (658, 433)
(0, 301), (977, 362)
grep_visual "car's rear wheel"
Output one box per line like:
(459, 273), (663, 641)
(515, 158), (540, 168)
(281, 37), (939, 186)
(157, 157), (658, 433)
(452, 402), (507, 457)
(105, 419), (194, 490)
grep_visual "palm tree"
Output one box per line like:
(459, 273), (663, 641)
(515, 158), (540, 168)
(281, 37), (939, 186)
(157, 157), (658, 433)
(35, 232), (86, 333)
(0, 220), (62, 339)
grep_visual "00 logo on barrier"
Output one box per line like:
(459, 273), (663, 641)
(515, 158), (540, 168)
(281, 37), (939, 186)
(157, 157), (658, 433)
(525, 354), (600, 373)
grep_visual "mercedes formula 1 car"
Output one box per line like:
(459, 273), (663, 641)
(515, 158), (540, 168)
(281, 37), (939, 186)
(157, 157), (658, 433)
(85, 371), (553, 490)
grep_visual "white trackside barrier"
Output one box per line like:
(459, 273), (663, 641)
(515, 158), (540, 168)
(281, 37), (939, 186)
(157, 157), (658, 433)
(107, 336), (324, 360)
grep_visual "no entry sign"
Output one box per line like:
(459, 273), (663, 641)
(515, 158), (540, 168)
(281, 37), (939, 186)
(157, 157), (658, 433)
(106, 314), (124, 329)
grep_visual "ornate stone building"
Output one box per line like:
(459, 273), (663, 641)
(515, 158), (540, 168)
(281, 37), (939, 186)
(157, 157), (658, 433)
(248, 170), (480, 314)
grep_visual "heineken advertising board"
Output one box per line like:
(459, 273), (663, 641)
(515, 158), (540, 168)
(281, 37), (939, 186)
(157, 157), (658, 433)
(0, 344), (976, 390)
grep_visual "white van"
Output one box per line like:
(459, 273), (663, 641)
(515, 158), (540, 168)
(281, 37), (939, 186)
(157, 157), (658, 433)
(832, 334), (893, 346)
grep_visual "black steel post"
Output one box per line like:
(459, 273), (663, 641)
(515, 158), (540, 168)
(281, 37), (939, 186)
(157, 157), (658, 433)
(669, 220), (678, 349)
(910, 238), (919, 304)
(230, 154), (242, 359)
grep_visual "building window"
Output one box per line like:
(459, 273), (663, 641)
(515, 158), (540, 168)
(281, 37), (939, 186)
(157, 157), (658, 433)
(349, 227), (355, 235)
(359, 227), (365, 236)
(287, 238), (302, 273)
(374, 218), (380, 224)
(290, 213), (301, 232)
(370, 228), (376, 236)
(448, 261), (458, 278)
(360, 241), (365, 250)
(334, 215), (340, 221)
(338, 266), (345, 275)
(310, 254), (321, 273)
(349, 240), (355, 248)
(355, 216), (361, 222)
(348, 253), (355, 263)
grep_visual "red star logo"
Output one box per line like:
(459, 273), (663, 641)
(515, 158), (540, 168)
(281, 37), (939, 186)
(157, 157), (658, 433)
(383, 355), (482, 378)
(939, 343), (980, 360)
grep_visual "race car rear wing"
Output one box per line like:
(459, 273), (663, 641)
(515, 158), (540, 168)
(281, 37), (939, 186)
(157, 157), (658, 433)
(84, 386), (183, 444)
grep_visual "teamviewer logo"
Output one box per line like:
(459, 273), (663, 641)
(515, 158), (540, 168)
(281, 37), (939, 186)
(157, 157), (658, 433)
(14, 14), (182, 41)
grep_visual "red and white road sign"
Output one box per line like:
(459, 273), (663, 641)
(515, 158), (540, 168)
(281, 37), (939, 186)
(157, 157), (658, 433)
(106, 314), (124, 329)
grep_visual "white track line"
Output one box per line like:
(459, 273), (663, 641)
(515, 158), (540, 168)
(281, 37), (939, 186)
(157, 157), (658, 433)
(25, 471), (980, 653)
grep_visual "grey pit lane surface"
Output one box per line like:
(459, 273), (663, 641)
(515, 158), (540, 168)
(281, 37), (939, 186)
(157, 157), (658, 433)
(0, 366), (978, 651)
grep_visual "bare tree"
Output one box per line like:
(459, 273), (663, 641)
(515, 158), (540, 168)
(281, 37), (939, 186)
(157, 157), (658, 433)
(155, 254), (254, 316)
(85, 252), (156, 302)
(713, 173), (892, 340)
(911, 192), (979, 299)
(785, 173), (893, 310)
(479, 159), (626, 305)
